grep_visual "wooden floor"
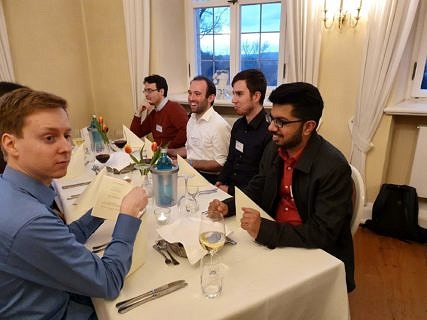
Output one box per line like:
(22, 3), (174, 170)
(349, 227), (427, 320)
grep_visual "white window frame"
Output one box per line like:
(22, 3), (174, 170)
(185, 0), (285, 89)
(410, 0), (427, 98)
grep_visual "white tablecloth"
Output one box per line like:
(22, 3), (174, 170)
(55, 170), (350, 320)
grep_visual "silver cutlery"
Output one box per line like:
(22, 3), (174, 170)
(198, 188), (218, 195)
(61, 181), (91, 189)
(115, 280), (185, 308)
(156, 240), (180, 265)
(117, 281), (188, 314)
(225, 236), (237, 245)
(153, 244), (172, 264)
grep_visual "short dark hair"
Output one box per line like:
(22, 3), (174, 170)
(0, 81), (28, 97)
(232, 69), (267, 105)
(144, 74), (168, 97)
(268, 82), (323, 127)
(192, 75), (216, 104)
(0, 88), (67, 139)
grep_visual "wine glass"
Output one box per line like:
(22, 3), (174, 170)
(178, 174), (199, 216)
(112, 127), (127, 150)
(94, 142), (111, 169)
(199, 210), (226, 257)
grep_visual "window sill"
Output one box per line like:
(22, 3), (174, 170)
(384, 99), (427, 116)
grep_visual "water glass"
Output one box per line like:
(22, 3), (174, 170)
(200, 254), (223, 299)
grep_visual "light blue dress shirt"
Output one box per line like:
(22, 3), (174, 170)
(0, 167), (141, 319)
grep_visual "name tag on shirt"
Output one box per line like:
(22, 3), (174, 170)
(156, 124), (163, 133)
(235, 140), (244, 153)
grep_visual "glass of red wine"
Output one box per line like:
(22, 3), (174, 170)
(112, 128), (127, 150)
(95, 142), (111, 168)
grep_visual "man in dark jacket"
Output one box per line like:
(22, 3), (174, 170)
(209, 82), (355, 292)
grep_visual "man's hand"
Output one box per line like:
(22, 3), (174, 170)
(241, 207), (261, 239)
(208, 199), (229, 217)
(135, 102), (155, 117)
(120, 187), (148, 218)
(215, 182), (229, 193)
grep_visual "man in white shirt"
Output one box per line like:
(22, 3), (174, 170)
(169, 76), (231, 184)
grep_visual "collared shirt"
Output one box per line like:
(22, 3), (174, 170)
(217, 108), (272, 194)
(0, 167), (141, 319)
(275, 147), (304, 225)
(155, 97), (168, 112)
(186, 106), (231, 167)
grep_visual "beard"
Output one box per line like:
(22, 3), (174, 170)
(274, 124), (304, 150)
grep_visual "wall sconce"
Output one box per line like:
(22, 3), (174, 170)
(323, 0), (362, 29)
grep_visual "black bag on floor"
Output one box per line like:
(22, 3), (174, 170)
(364, 184), (426, 242)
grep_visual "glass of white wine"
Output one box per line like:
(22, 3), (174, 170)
(199, 211), (226, 256)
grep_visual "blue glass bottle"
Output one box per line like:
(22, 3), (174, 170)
(156, 148), (173, 170)
(88, 115), (103, 153)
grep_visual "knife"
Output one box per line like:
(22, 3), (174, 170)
(117, 281), (188, 314)
(61, 181), (91, 189)
(115, 280), (186, 309)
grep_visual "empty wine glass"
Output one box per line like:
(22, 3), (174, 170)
(178, 174), (199, 216)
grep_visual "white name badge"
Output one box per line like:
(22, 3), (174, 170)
(156, 124), (163, 133)
(235, 140), (244, 153)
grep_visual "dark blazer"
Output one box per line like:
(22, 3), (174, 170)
(226, 132), (355, 292)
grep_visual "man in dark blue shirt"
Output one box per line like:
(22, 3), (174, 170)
(215, 69), (272, 195)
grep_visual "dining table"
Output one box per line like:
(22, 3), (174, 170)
(54, 156), (350, 320)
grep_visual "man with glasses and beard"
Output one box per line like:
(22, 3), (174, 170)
(130, 74), (188, 149)
(208, 82), (355, 292)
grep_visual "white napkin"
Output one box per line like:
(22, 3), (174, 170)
(80, 127), (91, 153)
(123, 125), (154, 158)
(177, 155), (210, 187)
(127, 215), (148, 276)
(235, 187), (274, 226)
(105, 151), (132, 172)
(63, 144), (86, 179)
(157, 216), (231, 265)
(123, 125), (144, 150)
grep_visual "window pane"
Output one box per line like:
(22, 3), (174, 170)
(241, 59), (259, 70)
(214, 34), (230, 58)
(241, 5), (260, 33)
(260, 60), (278, 86)
(194, 6), (230, 80)
(260, 33), (280, 59)
(261, 3), (281, 32)
(422, 59), (427, 90)
(241, 33), (261, 56)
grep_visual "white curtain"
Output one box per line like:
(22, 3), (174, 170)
(122, 0), (150, 111)
(284, 0), (323, 85)
(0, 2), (15, 81)
(350, 0), (420, 180)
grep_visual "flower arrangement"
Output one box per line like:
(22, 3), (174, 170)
(95, 116), (109, 144)
(124, 141), (161, 175)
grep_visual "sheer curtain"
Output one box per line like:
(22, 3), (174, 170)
(350, 0), (420, 179)
(0, 2), (15, 81)
(284, 0), (323, 85)
(122, 0), (150, 111)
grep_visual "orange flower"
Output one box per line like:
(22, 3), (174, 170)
(124, 144), (132, 154)
(98, 116), (104, 125)
(151, 141), (158, 152)
(102, 124), (108, 133)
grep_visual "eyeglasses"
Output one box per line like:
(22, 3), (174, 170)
(266, 113), (305, 128)
(143, 88), (159, 94)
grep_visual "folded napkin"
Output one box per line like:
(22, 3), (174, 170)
(105, 151), (133, 173)
(177, 155), (210, 187)
(157, 216), (231, 265)
(63, 144), (86, 179)
(127, 214), (148, 276)
(80, 127), (91, 153)
(123, 125), (154, 158)
(235, 187), (274, 226)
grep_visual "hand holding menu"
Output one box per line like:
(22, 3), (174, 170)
(235, 187), (274, 227)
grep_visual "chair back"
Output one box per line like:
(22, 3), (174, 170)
(350, 164), (365, 236)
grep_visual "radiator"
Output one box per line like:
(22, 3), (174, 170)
(410, 126), (427, 198)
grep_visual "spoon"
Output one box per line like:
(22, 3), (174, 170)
(156, 240), (180, 265)
(153, 244), (171, 265)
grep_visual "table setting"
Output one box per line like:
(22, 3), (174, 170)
(53, 122), (350, 320)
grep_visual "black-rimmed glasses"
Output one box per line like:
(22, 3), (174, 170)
(143, 88), (159, 94)
(265, 113), (305, 128)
